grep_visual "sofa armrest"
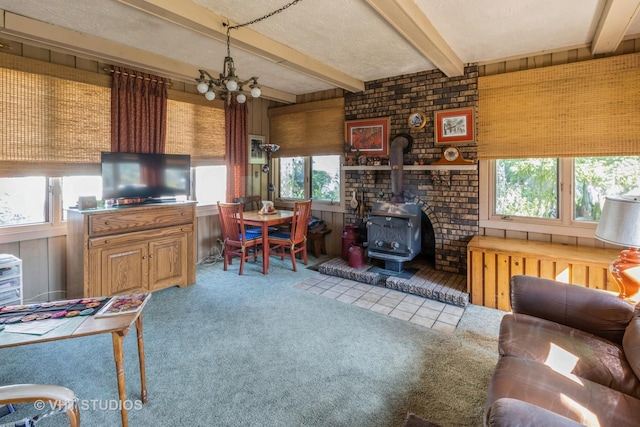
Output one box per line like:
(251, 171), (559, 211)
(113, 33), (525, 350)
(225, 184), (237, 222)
(486, 398), (585, 427)
(510, 275), (635, 344)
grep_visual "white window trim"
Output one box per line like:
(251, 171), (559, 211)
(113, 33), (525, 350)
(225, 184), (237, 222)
(479, 159), (598, 239)
(274, 156), (346, 213)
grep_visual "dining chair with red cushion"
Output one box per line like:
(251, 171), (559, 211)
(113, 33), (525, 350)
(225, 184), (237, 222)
(217, 202), (262, 275)
(267, 200), (312, 272)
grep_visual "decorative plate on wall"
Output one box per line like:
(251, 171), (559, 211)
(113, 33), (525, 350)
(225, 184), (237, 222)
(408, 111), (427, 130)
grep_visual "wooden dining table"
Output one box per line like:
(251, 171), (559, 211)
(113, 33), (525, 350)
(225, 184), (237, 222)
(242, 209), (294, 274)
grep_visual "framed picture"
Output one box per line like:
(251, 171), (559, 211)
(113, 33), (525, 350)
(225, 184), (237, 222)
(249, 134), (266, 164)
(345, 117), (389, 156)
(434, 107), (476, 145)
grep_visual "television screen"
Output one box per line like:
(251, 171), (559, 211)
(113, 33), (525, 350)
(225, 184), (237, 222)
(101, 152), (191, 201)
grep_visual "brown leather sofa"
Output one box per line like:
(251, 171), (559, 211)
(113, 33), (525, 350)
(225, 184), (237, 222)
(484, 275), (640, 427)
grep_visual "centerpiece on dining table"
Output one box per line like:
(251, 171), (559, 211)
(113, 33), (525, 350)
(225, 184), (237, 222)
(259, 200), (277, 215)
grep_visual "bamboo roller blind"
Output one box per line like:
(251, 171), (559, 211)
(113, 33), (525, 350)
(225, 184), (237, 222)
(0, 53), (110, 176)
(478, 52), (640, 159)
(167, 91), (225, 166)
(268, 98), (345, 157)
(0, 53), (226, 176)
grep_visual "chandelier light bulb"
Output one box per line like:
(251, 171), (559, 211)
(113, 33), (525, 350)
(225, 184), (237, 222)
(236, 93), (247, 103)
(196, 81), (208, 94)
(226, 79), (238, 92)
(204, 90), (216, 101)
(250, 86), (261, 98)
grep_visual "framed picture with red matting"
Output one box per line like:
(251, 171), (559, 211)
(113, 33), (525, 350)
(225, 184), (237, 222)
(345, 117), (389, 156)
(434, 107), (476, 145)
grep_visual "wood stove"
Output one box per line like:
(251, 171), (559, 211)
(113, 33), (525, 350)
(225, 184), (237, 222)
(366, 201), (421, 272)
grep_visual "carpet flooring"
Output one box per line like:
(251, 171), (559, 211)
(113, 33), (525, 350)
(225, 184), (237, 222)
(0, 256), (504, 426)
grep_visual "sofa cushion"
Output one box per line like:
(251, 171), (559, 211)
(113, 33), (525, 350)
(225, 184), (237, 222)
(499, 313), (640, 399)
(623, 316), (640, 381)
(485, 356), (640, 427)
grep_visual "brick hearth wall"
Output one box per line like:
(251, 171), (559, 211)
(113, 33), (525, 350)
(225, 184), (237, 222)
(344, 66), (479, 274)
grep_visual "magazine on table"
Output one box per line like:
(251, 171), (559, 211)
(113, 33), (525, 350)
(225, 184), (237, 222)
(95, 293), (151, 317)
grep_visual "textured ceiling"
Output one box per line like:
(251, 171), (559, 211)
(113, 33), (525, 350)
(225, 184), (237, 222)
(1, 0), (639, 102)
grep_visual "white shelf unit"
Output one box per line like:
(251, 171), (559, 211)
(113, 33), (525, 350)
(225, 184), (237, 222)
(0, 254), (23, 307)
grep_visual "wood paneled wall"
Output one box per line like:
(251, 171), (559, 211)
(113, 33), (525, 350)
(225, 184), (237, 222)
(479, 37), (640, 77)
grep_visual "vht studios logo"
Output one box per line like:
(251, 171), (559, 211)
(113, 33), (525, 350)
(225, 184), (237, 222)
(35, 399), (143, 412)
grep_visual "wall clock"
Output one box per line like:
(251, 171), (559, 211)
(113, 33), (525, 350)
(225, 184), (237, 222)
(408, 111), (427, 130)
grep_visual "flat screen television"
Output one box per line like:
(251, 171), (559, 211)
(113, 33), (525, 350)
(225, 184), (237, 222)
(101, 152), (191, 202)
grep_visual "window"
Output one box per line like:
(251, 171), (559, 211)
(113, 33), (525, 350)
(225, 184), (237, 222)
(495, 159), (558, 219)
(487, 156), (640, 230)
(0, 177), (48, 227)
(61, 176), (102, 220)
(194, 165), (227, 206)
(278, 155), (341, 203)
(574, 157), (640, 222)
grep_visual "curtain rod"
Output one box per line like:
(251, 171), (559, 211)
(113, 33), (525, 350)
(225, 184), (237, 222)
(103, 67), (172, 86)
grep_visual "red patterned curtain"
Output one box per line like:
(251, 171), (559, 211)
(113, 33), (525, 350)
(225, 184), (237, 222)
(225, 98), (249, 202)
(110, 66), (168, 153)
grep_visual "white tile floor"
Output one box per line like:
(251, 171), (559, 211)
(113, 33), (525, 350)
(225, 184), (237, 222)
(295, 272), (466, 333)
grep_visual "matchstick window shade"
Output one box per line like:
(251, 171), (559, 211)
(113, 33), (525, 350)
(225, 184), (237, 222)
(1, 53), (228, 176)
(166, 91), (226, 166)
(478, 52), (640, 159)
(268, 98), (345, 157)
(0, 53), (110, 176)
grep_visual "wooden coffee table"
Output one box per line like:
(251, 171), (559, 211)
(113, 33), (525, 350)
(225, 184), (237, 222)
(0, 307), (147, 427)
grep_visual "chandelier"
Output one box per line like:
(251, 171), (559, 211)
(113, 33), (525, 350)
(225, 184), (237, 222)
(195, 0), (303, 104)
(195, 24), (260, 104)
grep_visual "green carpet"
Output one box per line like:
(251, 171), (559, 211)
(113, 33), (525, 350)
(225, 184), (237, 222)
(0, 257), (503, 426)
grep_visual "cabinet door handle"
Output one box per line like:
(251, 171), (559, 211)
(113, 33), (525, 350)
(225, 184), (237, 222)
(104, 240), (109, 244)
(142, 256), (147, 259)
(104, 221), (109, 225)
(149, 254), (153, 258)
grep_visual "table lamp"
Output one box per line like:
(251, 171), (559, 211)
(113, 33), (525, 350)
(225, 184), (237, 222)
(595, 195), (640, 300)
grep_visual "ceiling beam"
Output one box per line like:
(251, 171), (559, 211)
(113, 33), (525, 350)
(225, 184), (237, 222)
(365, 0), (464, 77)
(117, 0), (365, 93)
(592, 0), (640, 54)
(0, 10), (297, 104)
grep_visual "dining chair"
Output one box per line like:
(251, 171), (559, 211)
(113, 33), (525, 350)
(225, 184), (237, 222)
(217, 202), (263, 275)
(0, 384), (80, 426)
(267, 200), (312, 272)
(233, 195), (261, 211)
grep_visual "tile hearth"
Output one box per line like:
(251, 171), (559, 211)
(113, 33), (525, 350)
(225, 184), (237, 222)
(295, 272), (465, 333)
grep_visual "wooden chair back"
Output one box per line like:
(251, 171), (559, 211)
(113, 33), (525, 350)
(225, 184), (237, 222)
(218, 202), (245, 244)
(233, 195), (261, 212)
(217, 202), (261, 275)
(290, 200), (312, 244)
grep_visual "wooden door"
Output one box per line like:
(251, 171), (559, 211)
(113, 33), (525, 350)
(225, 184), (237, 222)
(147, 234), (188, 292)
(100, 242), (148, 295)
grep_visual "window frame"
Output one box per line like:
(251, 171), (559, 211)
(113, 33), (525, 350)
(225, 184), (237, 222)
(480, 158), (604, 239)
(274, 155), (345, 213)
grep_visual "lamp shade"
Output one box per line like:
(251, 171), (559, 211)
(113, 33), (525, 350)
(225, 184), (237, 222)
(595, 196), (640, 248)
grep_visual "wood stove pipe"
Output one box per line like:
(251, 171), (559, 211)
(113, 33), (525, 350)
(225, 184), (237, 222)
(390, 134), (412, 203)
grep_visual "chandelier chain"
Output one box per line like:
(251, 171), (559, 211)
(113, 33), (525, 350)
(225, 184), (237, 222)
(228, 0), (303, 31)
(199, 0), (304, 103)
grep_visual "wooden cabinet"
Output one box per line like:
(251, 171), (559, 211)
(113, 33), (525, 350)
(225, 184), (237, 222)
(467, 235), (621, 311)
(67, 203), (196, 298)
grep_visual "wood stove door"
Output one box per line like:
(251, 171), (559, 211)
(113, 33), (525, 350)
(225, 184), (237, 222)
(367, 216), (412, 257)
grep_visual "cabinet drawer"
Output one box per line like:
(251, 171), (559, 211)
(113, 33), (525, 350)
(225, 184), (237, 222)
(0, 263), (20, 279)
(0, 287), (20, 306)
(0, 277), (20, 292)
(89, 224), (193, 249)
(89, 205), (194, 235)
